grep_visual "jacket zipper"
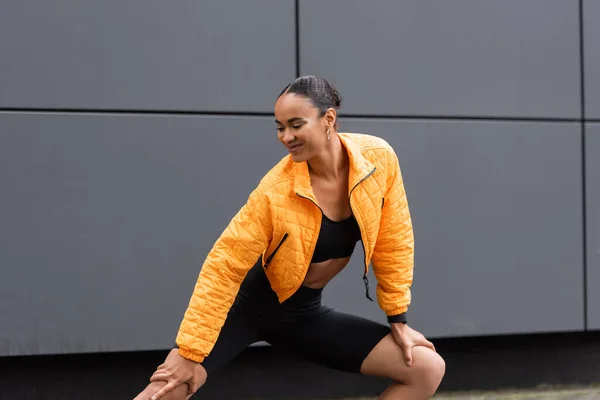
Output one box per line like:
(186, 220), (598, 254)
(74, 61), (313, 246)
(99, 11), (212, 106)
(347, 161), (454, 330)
(296, 193), (323, 213)
(348, 167), (377, 301)
(263, 233), (289, 268)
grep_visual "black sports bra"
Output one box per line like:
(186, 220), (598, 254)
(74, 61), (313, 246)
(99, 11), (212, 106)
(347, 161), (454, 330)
(310, 213), (362, 263)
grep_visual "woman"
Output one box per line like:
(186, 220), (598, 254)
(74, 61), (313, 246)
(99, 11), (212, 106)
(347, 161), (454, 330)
(135, 76), (445, 400)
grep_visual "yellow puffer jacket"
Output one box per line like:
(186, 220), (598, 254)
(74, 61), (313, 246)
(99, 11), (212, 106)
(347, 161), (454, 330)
(176, 133), (414, 362)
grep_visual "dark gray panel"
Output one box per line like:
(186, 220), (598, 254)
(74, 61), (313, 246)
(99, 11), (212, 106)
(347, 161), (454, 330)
(587, 124), (600, 329)
(299, 0), (580, 118)
(322, 119), (584, 337)
(0, 112), (286, 356)
(0, 1), (295, 112)
(585, 0), (600, 118)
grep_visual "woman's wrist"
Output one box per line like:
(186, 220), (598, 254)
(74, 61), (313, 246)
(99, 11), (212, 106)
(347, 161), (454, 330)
(387, 312), (407, 324)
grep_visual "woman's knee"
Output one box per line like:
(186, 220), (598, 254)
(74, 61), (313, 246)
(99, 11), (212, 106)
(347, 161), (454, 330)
(407, 347), (446, 395)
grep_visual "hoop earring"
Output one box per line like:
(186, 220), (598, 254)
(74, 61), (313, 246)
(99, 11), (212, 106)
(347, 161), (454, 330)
(327, 127), (331, 140)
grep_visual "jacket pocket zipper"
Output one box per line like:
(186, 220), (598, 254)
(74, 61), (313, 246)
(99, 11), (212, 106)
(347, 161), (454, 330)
(264, 233), (289, 268)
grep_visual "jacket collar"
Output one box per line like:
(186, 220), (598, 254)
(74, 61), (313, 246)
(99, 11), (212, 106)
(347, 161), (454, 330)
(293, 133), (375, 202)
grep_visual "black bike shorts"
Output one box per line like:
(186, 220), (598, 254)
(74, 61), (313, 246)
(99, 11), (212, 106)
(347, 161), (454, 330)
(199, 261), (391, 376)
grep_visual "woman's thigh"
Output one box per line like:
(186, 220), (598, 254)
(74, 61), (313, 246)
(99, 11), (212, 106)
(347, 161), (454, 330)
(267, 309), (391, 374)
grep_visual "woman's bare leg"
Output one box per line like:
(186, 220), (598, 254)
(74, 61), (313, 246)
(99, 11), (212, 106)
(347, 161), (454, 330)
(133, 381), (191, 400)
(360, 333), (446, 399)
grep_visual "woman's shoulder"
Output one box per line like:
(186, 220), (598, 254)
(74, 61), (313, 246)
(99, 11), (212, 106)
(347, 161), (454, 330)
(340, 132), (395, 152)
(255, 155), (295, 193)
(340, 132), (398, 165)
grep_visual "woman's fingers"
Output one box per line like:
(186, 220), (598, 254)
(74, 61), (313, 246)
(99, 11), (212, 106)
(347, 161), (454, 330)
(149, 372), (169, 383)
(428, 340), (436, 352)
(400, 342), (413, 367)
(419, 338), (436, 352)
(150, 381), (176, 400)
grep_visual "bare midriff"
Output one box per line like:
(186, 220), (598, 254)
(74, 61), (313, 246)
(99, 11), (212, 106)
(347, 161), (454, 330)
(302, 256), (352, 288)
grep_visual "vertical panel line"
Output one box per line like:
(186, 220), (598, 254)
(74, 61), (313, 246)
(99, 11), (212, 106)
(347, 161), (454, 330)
(579, 0), (588, 330)
(295, 0), (300, 77)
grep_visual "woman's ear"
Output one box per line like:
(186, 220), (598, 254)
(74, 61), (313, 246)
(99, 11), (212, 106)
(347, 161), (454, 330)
(324, 107), (337, 130)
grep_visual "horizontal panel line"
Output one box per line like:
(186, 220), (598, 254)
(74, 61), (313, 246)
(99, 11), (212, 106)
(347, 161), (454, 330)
(341, 113), (581, 123)
(0, 108), (275, 117)
(0, 107), (587, 123)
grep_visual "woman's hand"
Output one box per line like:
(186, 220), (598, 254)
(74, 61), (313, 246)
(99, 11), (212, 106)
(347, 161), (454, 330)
(148, 348), (207, 400)
(133, 381), (191, 400)
(390, 323), (436, 367)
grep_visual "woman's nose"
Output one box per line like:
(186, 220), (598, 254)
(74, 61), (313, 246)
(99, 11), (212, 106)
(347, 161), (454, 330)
(281, 129), (294, 144)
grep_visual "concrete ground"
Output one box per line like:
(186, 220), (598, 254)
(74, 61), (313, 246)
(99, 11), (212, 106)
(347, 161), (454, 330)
(434, 387), (600, 400)
(343, 386), (600, 400)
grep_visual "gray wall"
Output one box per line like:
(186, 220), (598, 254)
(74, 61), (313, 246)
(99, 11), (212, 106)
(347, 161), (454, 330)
(0, 0), (596, 356)
(585, 0), (600, 330)
(585, 0), (600, 119)
(326, 119), (584, 337)
(300, 0), (580, 119)
(587, 124), (600, 330)
(0, 0), (295, 112)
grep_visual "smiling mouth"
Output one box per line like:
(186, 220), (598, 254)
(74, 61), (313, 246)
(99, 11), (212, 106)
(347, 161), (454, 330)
(287, 143), (303, 153)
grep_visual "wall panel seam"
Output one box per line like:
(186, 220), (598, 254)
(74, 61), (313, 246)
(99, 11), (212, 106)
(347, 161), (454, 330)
(579, 0), (588, 331)
(295, 0), (300, 78)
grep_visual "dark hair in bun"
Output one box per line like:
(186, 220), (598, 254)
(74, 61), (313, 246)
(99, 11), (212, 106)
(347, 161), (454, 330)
(278, 75), (342, 121)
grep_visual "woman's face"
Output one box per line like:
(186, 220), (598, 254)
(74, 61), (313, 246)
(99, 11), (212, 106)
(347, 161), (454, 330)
(274, 93), (330, 163)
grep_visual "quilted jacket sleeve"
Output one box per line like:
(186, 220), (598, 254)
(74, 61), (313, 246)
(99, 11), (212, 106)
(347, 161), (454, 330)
(175, 185), (272, 362)
(371, 147), (415, 322)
